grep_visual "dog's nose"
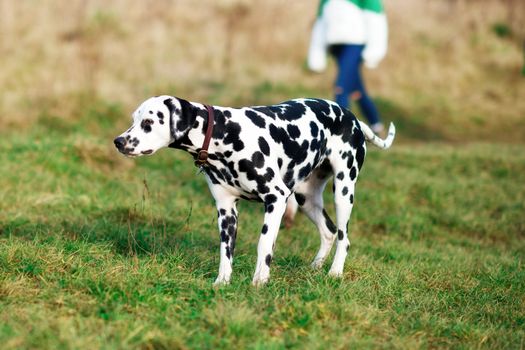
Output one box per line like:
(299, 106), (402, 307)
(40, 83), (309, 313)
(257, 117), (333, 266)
(114, 137), (126, 149)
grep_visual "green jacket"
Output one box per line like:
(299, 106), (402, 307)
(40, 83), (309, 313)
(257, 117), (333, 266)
(308, 0), (388, 71)
(317, 0), (384, 16)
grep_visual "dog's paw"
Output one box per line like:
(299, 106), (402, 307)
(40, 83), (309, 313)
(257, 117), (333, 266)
(251, 274), (269, 287)
(328, 269), (343, 278)
(311, 259), (324, 269)
(213, 276), (230, 287)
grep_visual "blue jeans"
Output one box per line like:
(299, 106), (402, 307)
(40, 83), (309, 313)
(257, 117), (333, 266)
(331, 44), (381, 125)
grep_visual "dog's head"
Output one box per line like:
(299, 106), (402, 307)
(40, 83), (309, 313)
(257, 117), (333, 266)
(114, 95), (189, 157)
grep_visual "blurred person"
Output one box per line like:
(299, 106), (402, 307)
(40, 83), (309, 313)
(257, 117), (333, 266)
(284, 0), (388, 228)
(307, 0), (388, 134)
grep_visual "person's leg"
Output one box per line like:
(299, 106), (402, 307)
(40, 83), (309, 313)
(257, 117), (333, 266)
(346, 47), (381, 130)
(333, 44), (383, 132)
(333, 45), (363, 109)
(355, 81), (382, 128)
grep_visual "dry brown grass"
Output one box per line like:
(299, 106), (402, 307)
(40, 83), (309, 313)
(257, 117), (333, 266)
(0, 0), (523, 141)
(377, 0), (525, 142)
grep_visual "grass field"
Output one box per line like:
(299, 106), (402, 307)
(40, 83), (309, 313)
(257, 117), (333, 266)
(1, 0), (525, 348)
(1, 101), (524, 348)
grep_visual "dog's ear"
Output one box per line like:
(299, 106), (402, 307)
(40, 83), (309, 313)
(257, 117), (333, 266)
(177, 98), (195, 132)
(163, 98), (175, 137)
(164, 97), (196, 140)
(163, 97), (177, 138)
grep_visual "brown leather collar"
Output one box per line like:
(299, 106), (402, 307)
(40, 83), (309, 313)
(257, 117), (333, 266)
(195, 104), (215, 167)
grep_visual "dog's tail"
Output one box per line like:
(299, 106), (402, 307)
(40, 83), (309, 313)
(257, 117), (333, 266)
(358, 121), (396, 150)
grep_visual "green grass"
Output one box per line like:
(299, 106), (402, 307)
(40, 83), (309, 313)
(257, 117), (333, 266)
(1, 116), (524, 349)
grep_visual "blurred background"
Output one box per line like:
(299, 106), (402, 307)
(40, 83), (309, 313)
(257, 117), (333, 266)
(1, 0), (524, 142)
(1, 3), (524, 347)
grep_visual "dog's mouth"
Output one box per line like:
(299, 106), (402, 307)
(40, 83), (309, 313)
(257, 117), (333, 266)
(121, 151), (138, 158)
(116, 147), (139, 157)
(119, 149), (153, 158)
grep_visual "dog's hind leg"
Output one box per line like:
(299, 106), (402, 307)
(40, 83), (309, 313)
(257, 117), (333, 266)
(293, 167), (337, 269)
(328, 165), (357, 277)
(252, 184), (291, 286)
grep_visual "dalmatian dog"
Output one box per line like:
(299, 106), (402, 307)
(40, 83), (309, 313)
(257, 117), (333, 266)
(114, 96), (395, 286)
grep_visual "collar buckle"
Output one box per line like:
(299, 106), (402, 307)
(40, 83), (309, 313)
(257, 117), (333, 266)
(194, 104), (214, 169)
(195, 149), (209, 167)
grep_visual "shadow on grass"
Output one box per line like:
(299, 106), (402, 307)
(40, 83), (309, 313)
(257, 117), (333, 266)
(373, 97), (449, 142)
(1, 206), (217, 258)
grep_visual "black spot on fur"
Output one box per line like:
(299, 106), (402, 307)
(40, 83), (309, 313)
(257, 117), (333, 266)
(157, 111), (164, 125)
(355, 146), (365, 169)
(227, 224), (235, 236)
(283, 169), (295, 189)
(316, 159), (332, 179)
(310, 121), (319, 137)
(304, 99), (333, 130)
(332, 104), (343, 117)
(275, 186), (285, 196)
(295, 193), (306, 206)
(298, 163), (312, 180)
(350, 194), (354, 204)
(350, 167), (357, 180)
(342, 187), (348, 196)
(265, 194), (277, 205)
(338, 229), (344, 240)
(347, 153), (355, 170)
(252, 151), (265, 168)
(269, 124), (309, 165)
(258, 137), (270, 156)
(336, 172), (344, 180)
(265, 254), (272, 267)
(351, 127), (366, 170)
(309, 139), (318, 152)
(245, 110), (266, 128)
(252, 106), (277, 119)
(140, 119), (153, 133)
(261, 224), (268, 234)
(223, 121), (245, 151)
(264, 101), (307, 121)
(238, 158), (270, 194)
(211, 109), (227, 139)
(287, 124), (301, 139)
(323, 209), (337, 234)
(264, 167), (275, 184)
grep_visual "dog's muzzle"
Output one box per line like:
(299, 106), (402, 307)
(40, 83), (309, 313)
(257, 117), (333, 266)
(114, 137), (126, 151)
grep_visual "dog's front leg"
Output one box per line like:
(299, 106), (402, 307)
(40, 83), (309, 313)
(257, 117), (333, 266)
(252, 191), (290, 286)
(209, 187), (238, 286)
